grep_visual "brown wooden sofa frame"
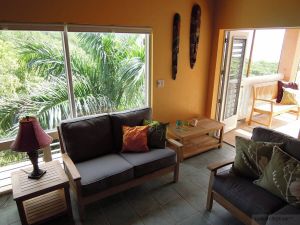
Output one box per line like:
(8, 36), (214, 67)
(58, 128), (182, 220)
(206, 158), (260, 225)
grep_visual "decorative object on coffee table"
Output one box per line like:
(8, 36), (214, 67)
(189, 4), (201, 69)
(12, 160), (73, 225)
(11, 116), (52, 179)
(172, 13), (180, 80)
(168, 117), (223, 161)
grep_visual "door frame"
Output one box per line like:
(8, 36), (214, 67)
(216, 30), (248, 132)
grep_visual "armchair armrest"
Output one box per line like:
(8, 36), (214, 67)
(62, 153), (81, 181)
(207, 158), (234, 172)
(255, 98), (274, 104)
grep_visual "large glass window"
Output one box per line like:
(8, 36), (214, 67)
(0, 30), (69, 139)
(0, 26), (150, 140)
(68, 32), (147, 117)
(249, 29), (285, 76)
(237, 29), (285, 77)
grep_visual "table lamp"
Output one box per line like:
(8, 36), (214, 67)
(11, 116), (53, 179)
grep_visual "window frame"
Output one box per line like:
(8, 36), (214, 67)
(242, 29), (285, 77)
(0, 22), (152, 140)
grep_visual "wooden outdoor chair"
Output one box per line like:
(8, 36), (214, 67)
(248, 81), (299, 128)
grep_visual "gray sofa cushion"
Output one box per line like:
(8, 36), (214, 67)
(252, 127), (300, 161)
(75, 154), (134, 196)
(266, 205), (300, 225)
(110, 108), (152, 152)
(59, 114), (114, 163)
(120, 147), (176, 177)
(213, 169), (286, 225)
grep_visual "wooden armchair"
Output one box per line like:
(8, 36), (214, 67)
(206, 158), (260, 225)
(248, 81), (299, 128)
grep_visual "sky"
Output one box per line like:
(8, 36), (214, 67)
(250, 29), (285, 62)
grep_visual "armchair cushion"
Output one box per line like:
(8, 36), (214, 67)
(110, 108), (151, 152)
(213, 169), (286, 222)
(75, 154), (134, 196)
(120, 147), (176, 177)
(59, 114), (114, 163)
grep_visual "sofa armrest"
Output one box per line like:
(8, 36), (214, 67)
(62, 153), (81, 181)
(167, 138), (183, 148)
(207, 158), (234, 172)
(167, 138), (183, 162)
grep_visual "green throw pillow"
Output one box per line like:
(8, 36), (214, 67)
(143, 120), (168, 149)
(233, 136), (281, 179)
(254, 146), (300, 208)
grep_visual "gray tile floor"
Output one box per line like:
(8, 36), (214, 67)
(0, 144), (244, 225)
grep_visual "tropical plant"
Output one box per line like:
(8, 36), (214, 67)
(0, 32), (146, 138)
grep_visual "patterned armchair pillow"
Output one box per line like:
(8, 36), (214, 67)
(232, 136), (282, 179)
(254, 146), (300, 208)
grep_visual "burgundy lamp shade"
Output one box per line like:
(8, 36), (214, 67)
(11, 116), (53, 152)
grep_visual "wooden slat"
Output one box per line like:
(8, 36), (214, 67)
(12, 160), (68, 200)
(184, 144), (220, 159)
(168, 118), (224, 139)
(23, 189), (67, 225)
(168, 118), (224, 160)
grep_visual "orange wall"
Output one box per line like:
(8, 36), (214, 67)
(208, 0), (300, 118)
(278, 29), (300, 81)
(0, 0), (215, 123)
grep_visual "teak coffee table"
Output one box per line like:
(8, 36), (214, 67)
(168, 118), (224, 161)
(11, 160), (73, 225)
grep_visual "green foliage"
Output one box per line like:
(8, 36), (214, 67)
(0, 150), (27, 167)
(250, 61), (278, 76)
(0, 31), (146, 141)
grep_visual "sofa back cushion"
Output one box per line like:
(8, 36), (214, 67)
(59, 114), (113, 163)
(252, 127), (300, 161)
(110, 108), (151, 152)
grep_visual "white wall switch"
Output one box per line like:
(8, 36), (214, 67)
(157, 80), (165, 88)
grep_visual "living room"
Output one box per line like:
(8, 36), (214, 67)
(0, 0), (299, 225)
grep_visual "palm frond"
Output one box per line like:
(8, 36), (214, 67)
(18, 41), (65, 78)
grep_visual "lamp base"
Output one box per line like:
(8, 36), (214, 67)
(27, 150), (46, 179)
(28, 169), (46, 179)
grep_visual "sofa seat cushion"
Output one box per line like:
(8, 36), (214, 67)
(213, 169), (286, 224)
(266, 205), (300, 225)
(75, 154), (134, 196)
(120, 147), (176, 177)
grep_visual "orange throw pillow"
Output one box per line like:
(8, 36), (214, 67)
(122, 125), (149, 152)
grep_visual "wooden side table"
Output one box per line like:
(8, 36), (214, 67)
(11, 160), (73, 225)
(168, 118), (224, 161)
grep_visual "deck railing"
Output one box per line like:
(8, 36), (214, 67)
(0, 130), (60, 195)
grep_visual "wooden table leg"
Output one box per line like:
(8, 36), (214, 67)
(16, 200), (28, 225)
(218, 126), (224, 148)
(64, 186), (73, 220)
